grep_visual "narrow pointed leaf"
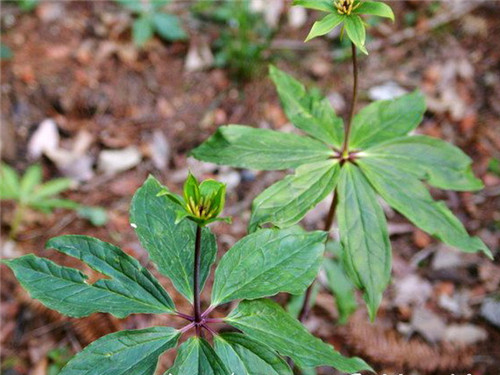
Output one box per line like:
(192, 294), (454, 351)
(225, 299), (372, 373)
(133, 16), (154, 46)
(305, 13), (345, 42)
(130, 176), (217, 302)
(349, 91), (426, 149)
(363, 135), (483, 191)
(190, 125), (334, 171)
(20, 164), (42, 198)
(269, 65), (344, 146)
(31, 199), (80, 211)
(167, 337), (230, 375)
(353, 1), (394, 20)
(212, 228), (326, 305)
(46, 235), (175, 312)
(249, 160), (340, 232)
(214, 333), (292, 375)
(0, 163), (20, 199)
(59, 327), (179, 375)
(287, 282), (320, 319)
(344, 15), (367, 54)
(337, 164), (391, 320)
(292, 0), (335, 12)
(323, 242), (357, 324)
(359, 158), (492, 258)
(115, 0), (144, 12)
(152, 13), (187, 41)
(2, 253), (174, 318)
(32, 178), (72, 200)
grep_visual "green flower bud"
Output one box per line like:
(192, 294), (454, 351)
(158, 172), (230, 226)
(334, 0), (360, 15)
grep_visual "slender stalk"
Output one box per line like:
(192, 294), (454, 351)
(298, 192), (338, 322)
(297, 45), (357, 327)
(9, 204), (25, 240)
(340, 42), (359, 158)
(193, 225), (202, 335)
(175, 311), (195, 321)
(180, 322), (195, 334)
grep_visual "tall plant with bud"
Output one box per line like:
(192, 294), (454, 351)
(2, 1), (493, 374)
(192, 0), (492, 326)
(3, 174), (371, 373)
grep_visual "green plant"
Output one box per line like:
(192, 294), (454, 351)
(193, 0), (273, 80)
(13, 0), (38, 11)
(191, 0), (493, 326)
(46, 347), (72, 375)
(0, 163), (107, 239)
(2, 174), (372, 374)
(115, 0), (187, 47)
(0, 43), (13, 60)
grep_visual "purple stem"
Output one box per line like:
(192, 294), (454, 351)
(175, 311), (195, 321)
(180, 322), (195, 334)
(193, 225), (203, 334)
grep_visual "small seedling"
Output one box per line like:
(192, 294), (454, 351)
(0, 163), (107, 239)
(115, 0), (187, 47)
(193, 0), (273, 80)
(3, 174), (372, 373)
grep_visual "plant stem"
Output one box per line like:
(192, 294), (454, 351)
(175, 311), (195, 321)
(297, 43), (357, 327)
(193, 225), (202, 336)
(298, 192), (338, 322)
(340, 42), (359, 158)
(9, 204), (25, 240)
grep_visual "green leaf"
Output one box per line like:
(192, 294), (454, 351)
(214, 333), (292, 375)
(292, 0), (335, 12)
(337, 164), (391, 320)
(18, 0), (38, 12)
(32, 178), (72, 200)
(287, 282), (320, 319)
(249, 160), (340, 232)
(212, 228), (326, 305)
(190, 125), (334, 171)
(20, 165), (42, 199)
(0, 163), (20, 199)
(184, 172), (201, 203)
(167, 337), (230, 375)
(59, 327), (179, 375)
(115, 0), (143, 13)
(151, 0), (169, 10)
(349, 91), (426, 149)
(133, 16), (154, 46)
(305, 13), (345, 42)
(358, 158), (492, 258)
(225, 299), (372, 373)
(48, 235), (175, 313)
(269, 65), (344, 146)
(2, 252), (174, 318)
(344, 15), (367, 54)
(0, 43), (13, 60)
(353, 1), (394, 21)
(130, 176), (217, 302)
(153, 13), (187, 41)
(324, 242), (358, 324)
(30, 198), (79, 212)
(363, 135), (483, 191)
(77, 206), (109, 226)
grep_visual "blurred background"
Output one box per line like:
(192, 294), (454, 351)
(0, 0), (499, 374)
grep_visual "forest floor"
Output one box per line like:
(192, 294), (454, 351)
(1, 1), (499, 374)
